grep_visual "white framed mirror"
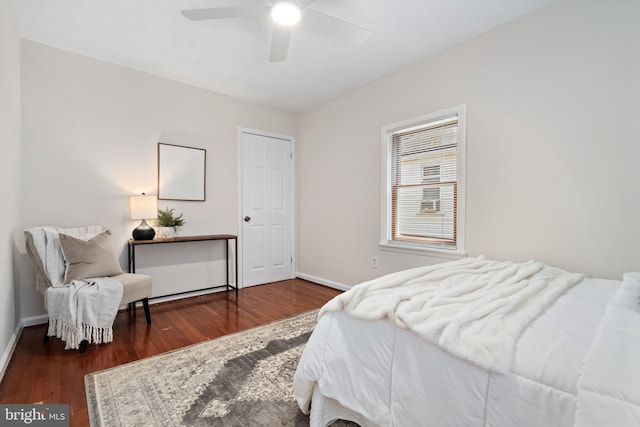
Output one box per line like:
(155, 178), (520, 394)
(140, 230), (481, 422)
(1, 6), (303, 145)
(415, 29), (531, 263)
(158, 143), (206, 201)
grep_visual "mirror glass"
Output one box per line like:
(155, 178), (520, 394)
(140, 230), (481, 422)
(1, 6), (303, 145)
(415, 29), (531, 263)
(158, 143), (206, 201)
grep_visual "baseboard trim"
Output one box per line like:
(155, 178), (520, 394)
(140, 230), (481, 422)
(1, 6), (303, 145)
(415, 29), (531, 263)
(21, 313), (48, 327)
(1, 314), (49, 381)
(0, 323), (22, 383)
(296, 272), (351, 292)
(146, 287), (230, 305)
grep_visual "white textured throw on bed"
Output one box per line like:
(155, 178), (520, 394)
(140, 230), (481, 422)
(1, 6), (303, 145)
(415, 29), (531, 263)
(27, 226), (123, 350)
(320, 256), (584, 373)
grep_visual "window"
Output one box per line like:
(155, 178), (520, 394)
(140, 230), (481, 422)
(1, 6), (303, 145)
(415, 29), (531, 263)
(381, 105), (466, 254)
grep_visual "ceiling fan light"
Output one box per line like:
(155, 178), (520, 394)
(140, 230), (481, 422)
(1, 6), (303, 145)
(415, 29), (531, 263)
(271, 2), (301, 26)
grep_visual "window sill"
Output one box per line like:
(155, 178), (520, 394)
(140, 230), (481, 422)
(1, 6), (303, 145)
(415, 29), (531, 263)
(379, 241), (467, 260)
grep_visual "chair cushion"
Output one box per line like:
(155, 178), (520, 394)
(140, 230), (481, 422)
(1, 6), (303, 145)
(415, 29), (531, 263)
(111, 273), (152, 305)
(59, 230), (123, 284)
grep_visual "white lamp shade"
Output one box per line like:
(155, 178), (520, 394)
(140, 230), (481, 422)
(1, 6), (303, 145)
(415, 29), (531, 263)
(130, 194), (158, 220)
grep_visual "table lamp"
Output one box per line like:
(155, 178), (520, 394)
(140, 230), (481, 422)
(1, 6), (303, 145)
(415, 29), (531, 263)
(130, 193), (157, 240)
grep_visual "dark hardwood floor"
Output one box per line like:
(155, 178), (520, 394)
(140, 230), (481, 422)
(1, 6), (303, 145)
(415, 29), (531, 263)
(0, 278), (341, 427)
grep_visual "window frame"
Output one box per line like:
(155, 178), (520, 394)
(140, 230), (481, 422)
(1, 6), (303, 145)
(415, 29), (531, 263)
(380, 105), (467, 258)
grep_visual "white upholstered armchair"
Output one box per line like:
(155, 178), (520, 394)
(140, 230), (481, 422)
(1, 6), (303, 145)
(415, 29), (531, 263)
(24, 226), (152, 352)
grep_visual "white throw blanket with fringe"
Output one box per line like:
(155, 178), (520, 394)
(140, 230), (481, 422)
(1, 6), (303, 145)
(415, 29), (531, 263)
(46, 278), (123, 350)
(320, 256), (584, 373)
(28, 225), (103, 293)
(27, 225), (123, 350)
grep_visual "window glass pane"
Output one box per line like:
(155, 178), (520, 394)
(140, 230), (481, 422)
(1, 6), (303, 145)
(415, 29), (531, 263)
(390, 118), (458, 247)
(394, 183), (456, 242)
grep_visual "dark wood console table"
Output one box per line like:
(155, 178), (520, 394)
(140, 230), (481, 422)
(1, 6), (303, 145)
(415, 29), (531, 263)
(127, 234), (238, 299)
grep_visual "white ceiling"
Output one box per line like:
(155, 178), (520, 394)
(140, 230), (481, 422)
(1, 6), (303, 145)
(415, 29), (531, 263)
(11, 0), (559, 112)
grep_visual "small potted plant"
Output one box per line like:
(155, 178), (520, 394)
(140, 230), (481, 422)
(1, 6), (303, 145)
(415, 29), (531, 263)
(154, 207), (186, 238)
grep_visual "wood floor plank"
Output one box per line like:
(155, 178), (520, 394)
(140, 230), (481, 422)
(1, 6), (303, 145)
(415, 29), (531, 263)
(0, 279), (341, 427)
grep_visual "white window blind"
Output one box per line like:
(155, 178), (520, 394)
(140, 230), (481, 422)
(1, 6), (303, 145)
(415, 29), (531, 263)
(385, 110), (464, 251)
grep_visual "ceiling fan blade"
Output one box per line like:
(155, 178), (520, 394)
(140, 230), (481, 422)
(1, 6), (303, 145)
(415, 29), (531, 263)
(269, 0), (318, 6)
(302, 8), (369, 45)
(269, 26), (292, 62)
(297, 0), (319, 7)
(181, 6), (269, 21)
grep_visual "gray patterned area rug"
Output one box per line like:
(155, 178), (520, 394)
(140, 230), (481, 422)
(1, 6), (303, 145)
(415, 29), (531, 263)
(85, 310), (357, 427)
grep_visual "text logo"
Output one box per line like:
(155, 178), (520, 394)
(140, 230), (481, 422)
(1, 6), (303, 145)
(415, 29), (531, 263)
(0, 405), (69, 426)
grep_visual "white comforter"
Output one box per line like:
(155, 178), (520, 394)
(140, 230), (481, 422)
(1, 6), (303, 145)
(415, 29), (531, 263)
(295, 267), (640, 427)
(573, 272), (640, 426)
(320, 257), (584, 373)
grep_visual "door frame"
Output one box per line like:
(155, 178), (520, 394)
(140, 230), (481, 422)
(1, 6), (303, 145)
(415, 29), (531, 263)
(237, 127), (296, 288)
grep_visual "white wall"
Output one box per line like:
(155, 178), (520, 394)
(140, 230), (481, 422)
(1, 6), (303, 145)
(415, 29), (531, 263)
(18, 41), (297, 319)
(296, 0), (640, 286)
(0, 0), (21, 376)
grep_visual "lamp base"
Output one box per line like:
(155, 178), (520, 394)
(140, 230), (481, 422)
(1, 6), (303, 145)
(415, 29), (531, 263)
(132, 219), (156, 240)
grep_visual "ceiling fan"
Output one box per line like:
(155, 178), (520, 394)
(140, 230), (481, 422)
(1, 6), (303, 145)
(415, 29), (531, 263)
(181, 1), (370, 62)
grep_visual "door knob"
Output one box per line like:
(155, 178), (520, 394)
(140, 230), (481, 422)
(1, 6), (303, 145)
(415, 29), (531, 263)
(244, 216), (251, 222)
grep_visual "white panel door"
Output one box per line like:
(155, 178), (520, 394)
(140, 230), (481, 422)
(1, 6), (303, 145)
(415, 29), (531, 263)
(241, 131), (293, 287)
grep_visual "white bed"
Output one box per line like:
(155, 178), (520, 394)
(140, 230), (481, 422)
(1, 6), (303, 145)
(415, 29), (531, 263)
(294, 257), (640, 427)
